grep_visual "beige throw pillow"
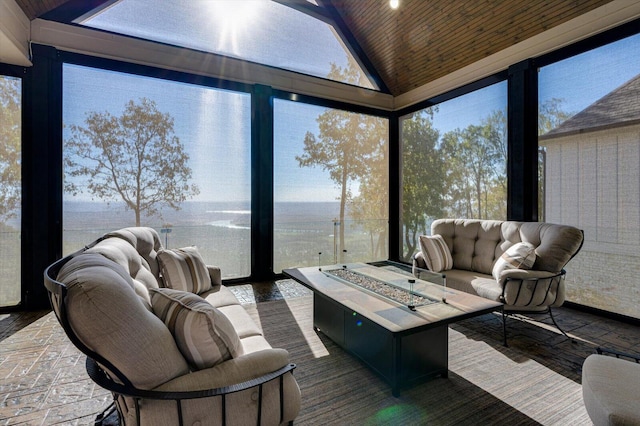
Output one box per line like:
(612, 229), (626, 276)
(157, 246), (211, 294)
(150, 288), (243, 370)
(418, 234), (453, 273)
(492, 242), (537, 281)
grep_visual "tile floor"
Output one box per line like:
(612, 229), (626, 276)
(1, 277), (639, 425)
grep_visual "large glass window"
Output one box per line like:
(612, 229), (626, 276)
(78, 0), (375, 90)
(539, 33), (640, 318)
(63, 64), (251, 278)
(0, 74), (21, 307)
(273, 99), (389, 272)
(400, 82), (508, 261)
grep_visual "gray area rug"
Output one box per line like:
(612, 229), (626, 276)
(246, 295), (590, 425)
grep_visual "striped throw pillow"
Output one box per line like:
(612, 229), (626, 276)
(157, 246), (211, 294)
(149, 288), (243, 370)
(492, 242), (537, 281)
(419, 234), (453, 273)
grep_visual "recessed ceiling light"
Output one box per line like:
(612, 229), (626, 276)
(390, 0), (399, 10)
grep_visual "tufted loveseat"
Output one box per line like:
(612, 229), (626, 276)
(44, 227), (301, 426)
(413, 219), (583, 340)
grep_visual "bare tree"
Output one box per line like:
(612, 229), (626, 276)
(65, 98), (199, 226)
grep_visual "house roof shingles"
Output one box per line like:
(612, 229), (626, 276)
(543, 73), (640, 138)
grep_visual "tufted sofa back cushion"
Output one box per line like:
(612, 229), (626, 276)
(508, 221), (583, 272)
(432, 219), (584, 275)
(432, 219), (503, 275)
(85, 236), (160, 309)
(104, 227), (163, 279)
(56, 253), (190, 389)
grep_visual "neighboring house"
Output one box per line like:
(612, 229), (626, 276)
(540, 74), (640, 318)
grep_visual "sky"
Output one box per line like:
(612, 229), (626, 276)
(62, 2), (640, 204)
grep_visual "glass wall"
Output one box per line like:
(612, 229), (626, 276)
(538, 33), (640, 318)
(273, 99), (389, 272)
(400, 82), (508, 261)
(62, 64), (251, 278)
(79, 0), (375, 90)
(0, 74), (21, 307)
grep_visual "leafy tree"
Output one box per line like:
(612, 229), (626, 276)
(297, 62), (383, 262)
(348, 116), (389, 259)
(65, 98), (199, 226)
(539, 98), (573, 135)
(440, 122), (504, 219)
(0, 77), (21, 223)
(400, 109), (444, 260)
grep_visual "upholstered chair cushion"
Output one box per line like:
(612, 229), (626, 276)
(104, 226), (163, 279)
(157, 246), (211, 294)
(86, 237), (159, 308)
(502, 221), (583, 272)
(432, 219), (503, 275)
(492, 242), (537, 280)
(150, 288), (243, 370)
(418, 234), (453, 272)
(582, 354), (640, 425)
(56, 253), (189, 389)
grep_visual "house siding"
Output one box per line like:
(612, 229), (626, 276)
(542, 124), (640, 318)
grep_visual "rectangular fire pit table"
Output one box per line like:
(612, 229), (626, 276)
(283, 263), (502, 396)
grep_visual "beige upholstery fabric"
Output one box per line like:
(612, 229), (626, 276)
(582, 354), (640, 425)
(414, 219), (582, 310)
(217, 304), (264, 339)
(56, 253), (189, 389)
(85, 237), (159, 309)
(55, 227), (301, 425)
(201, 285), (242, 308)
(150, 288), (243, 370)
(419, 234), (453, 272)
(157, 246), (212, 294)
(492, 242), (536, 280)
(130, 373), (301, 426)
(433, 219), (503, 274)
(104, 227), (163, 279)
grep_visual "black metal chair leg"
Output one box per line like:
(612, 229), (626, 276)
(502, 308), (508, 347)
(549, 308), (575, 342)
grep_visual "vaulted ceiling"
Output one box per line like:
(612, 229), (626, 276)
(14, 0), (614, 96)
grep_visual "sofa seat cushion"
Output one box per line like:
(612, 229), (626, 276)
(157, 246), (212, 294)
(217, 304), (264, 339)
(240, 335), (276, 355)
(201, 285), (242, 308)
(445, 268), (564, 309)
(582, 354), (640, 426)
(57, 253), (189, 389)
(444, 269), (502, 302)
(150, 288), (243, 370)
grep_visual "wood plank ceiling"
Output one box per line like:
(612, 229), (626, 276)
(15, 0), (614, 96)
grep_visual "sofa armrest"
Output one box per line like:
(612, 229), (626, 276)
(155, 348), (291, 392)
(596, 347), (640, 363)
(496, 268), (559, 284)
(412, 251), (428, 272)
(207, 265), (222, 287)
(498, 269), (565, 307)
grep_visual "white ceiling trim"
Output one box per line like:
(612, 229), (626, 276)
(0, 0), (31, 66)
